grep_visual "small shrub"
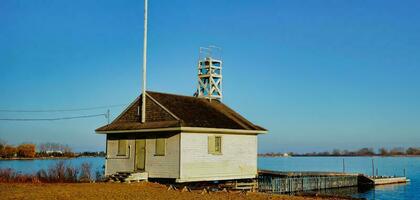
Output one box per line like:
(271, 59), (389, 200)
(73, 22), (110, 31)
(1, 161), (96, 183)
(95, 165), (105, 182)
(36, 169), (48, 182)
(79, 162), (92, 182)
(47, 161), (67, 182)
(65, 166), (79, 182)
(36, 161), (77, 183)
(0, 168), (14, 182)
(0, 168), (40, 183)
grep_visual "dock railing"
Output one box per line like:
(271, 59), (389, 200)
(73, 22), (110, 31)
(258, 170), (359, 193)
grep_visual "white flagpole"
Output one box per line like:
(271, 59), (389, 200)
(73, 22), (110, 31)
(141, 0), (148, 123)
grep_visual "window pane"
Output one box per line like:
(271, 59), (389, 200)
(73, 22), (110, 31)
(118, 140), (127, 155)
(155, 138), (166, 156)
(215, 136), (222, 153)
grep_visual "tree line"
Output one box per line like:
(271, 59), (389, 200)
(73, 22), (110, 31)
(259, 147), (420, 157)
(0, 142), (36, 158)
(0, 139), (75, 158)
(0, 139), (105, 159)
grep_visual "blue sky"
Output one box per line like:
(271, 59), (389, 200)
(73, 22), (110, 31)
(0, 0), (419, 152)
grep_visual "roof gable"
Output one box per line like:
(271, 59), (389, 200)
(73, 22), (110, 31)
(112, 94), (177, 124)
(96, 91), (266, 133)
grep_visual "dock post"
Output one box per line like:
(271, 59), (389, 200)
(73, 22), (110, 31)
(371, 158), (375, 177)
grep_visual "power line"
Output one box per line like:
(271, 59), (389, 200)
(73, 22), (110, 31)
(0, 104), (126, 113)
(0, 114), (107, 121)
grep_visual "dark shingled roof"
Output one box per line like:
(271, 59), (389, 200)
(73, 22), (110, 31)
(96, 91), (266, 132)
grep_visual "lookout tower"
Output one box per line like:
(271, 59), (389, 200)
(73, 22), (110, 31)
(196, 46), (223, 100)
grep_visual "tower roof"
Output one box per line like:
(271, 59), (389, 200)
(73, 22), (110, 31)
(96, 91), (266, 134)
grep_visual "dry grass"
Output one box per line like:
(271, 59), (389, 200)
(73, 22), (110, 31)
(0, 161), (101, 183)
(0, 182), (353, 200)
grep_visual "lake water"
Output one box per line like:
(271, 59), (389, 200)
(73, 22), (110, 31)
(0, 156), (418, 199)
(0, 157), (105, 177)
(259, 156), (419, 200)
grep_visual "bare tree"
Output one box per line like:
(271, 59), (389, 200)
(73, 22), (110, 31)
(38, 143), (47, 152)
(332, 149), (341, 156)
(390, 147), (405, 155)
(406, 147), (420, 155)
(0, 139), (6, 157)
(0, 139), (6, 147)
(357, 148), (375, 156)
(379, 148), (389, 156)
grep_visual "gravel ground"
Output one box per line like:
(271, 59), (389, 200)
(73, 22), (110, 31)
(0, 182), (353, 200)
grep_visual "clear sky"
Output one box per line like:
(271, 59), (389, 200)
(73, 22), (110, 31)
(1, 0), (419, 153)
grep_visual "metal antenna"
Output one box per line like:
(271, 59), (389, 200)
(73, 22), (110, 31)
(199, 47), (211, 60)
(209, 45), (222, 60)
(196, 45), (223, 101)
(141, 0), (148, 123)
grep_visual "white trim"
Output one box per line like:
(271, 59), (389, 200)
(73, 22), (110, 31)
(96, 127), (267, 135)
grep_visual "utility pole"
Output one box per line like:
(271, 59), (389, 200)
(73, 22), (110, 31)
(141, 0), (148, 123)
(107, 109), (110, 125)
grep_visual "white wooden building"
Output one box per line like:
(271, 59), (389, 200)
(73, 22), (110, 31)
(96, 91), (267, 182)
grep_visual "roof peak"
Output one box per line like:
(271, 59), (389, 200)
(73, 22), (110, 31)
(146, 91), (221, 103)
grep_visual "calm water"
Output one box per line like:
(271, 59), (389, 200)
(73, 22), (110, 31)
(0, 156), (418, 199)
(0, 157), (105, 176)
(259, 156), (419, 200)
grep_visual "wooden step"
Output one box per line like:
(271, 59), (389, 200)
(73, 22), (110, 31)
(107, 172), (148, 183)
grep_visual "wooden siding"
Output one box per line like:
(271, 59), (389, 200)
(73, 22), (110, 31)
(105, 139), (136, 175)
(178, 132), (257, 182)
(145, 134), (179, 178)
(105, 133), (180, 178)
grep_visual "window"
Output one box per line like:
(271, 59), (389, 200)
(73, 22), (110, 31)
(215, 136), (222, 153)
(117, 140), (127, 155)
(208, 135), (222, 155)
(155, 138), (166, 156)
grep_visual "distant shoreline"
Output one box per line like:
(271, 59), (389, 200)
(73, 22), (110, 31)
(0, 156), (104, 161)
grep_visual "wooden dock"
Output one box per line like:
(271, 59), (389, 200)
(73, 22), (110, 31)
(358, 175), (410, 186)
(258, 170), (359, 193)
(257, 170), (409, 194)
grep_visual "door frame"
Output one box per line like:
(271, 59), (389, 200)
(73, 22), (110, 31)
(134, 139), (146, 171)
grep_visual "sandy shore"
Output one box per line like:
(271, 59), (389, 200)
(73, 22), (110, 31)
(0, 182), (355, 200)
